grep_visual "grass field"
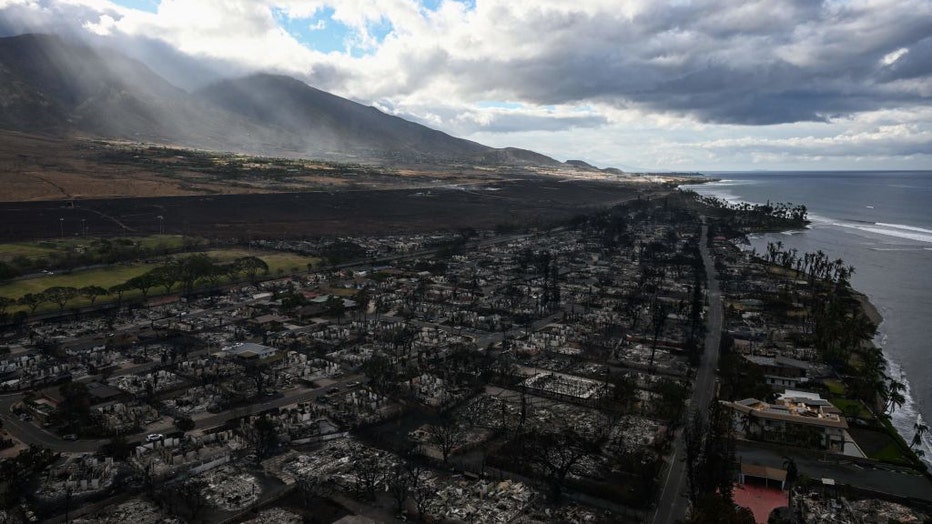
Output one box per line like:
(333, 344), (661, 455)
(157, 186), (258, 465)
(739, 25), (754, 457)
(2, 265), (152, 299)
(204, 249), (319, 274)
(824, 379), (846, 396)
(0, 248), (320, 313)
(0, 235), (189, 263)
(0, 242), (58, 261)
(829, 397), (873, 420)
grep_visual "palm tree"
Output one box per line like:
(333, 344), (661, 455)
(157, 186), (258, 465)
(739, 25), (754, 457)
(911, 418), (928, 456)
(885, 377), (907, 415)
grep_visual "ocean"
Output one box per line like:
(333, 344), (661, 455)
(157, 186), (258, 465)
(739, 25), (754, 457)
(688, 171), (932, 460)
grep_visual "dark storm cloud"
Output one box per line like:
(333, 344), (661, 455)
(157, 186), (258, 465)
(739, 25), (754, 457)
(426, 0), (932, 125)
(2, 0), (931, 128)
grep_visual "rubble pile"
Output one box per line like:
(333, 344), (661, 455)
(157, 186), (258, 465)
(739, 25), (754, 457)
(522, 372), (603, 399)
(176, 357), (242, 381)
(521, 355), (574, 372)
(568, 361), (609, 379)
(161, 385), (224, 415)
(274, 351), (340, 383)
(605, 416), (660, 455)
(72, 498), (181, 524)
(526, 400), (604, 437)
(0, 353), (65, 391)
(404, 373), (463, 407)
(110, 370), (184, 395)
(199, 465), (261, 511)
(93, 402), (159, 433)
(131, 430), (243, 478)
(513, 503), (608, 523)
(240, 507), (303, 524)
(796, 490), (928, 523)
(37, 455), (118, 500)
(425, 478), (534, 523)
(279, 442), (354, 483)
(615, 343), (688, 376)
(326, 388), (396, 426)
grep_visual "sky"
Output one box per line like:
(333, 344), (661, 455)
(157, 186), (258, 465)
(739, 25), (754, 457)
(0, 0), (931, 171)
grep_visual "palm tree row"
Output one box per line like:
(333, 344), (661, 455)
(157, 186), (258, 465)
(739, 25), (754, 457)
(697, 195), (808, 228)
(761, 241), (854, 284)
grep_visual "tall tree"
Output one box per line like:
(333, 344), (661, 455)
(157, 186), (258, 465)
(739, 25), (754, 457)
(44, 286), (78, 312)
(519, 427), (599, 501)
(79, 285), (108, 306)
(427, 415), (464, 465)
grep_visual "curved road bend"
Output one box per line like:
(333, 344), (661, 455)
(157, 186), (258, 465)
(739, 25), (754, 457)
(653, 219), (723, 524)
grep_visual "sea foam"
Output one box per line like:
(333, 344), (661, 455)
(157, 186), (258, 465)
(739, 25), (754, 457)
(835, 222), (932, 244)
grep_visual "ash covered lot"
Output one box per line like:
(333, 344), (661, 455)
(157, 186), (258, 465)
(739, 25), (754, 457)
(0, 178), (649, 242)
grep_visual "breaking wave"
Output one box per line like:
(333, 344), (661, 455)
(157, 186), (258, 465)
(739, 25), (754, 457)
(832, 221), (932, 244)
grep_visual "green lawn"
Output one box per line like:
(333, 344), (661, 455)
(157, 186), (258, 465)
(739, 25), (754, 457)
(0, 248), (319, 313)
(0, 235), (190, 263)
(1, 265), (152, 300)
(824, 379), (846, 396)
(204, 249), (320, 274)
(871, 442), (911, 464)
(829, 397), (873, 419)
(0, 242), (58, 262)
(135, 235), (191, 251)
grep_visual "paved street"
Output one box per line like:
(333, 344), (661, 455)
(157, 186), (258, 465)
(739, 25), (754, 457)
(736, 441), (932, 503)
(653, 219), (723, 524)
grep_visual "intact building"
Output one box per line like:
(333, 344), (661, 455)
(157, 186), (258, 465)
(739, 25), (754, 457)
(721, 390), (863, 456)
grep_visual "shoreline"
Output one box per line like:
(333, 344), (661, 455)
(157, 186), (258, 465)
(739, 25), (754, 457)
(853, 290), (883, 329)
(691, 180), (928, 470)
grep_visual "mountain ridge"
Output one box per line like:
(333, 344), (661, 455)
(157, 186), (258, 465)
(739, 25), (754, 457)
(0, 33), (567, 167)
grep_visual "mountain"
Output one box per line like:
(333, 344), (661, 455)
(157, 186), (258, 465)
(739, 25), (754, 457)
(197, 74), (490, 162)
(0, 33), (563, 166)
(0, 34), (278, 150)
(565, 159), (598, 169)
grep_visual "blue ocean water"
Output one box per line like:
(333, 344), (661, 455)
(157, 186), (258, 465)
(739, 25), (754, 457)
(689, 171), (932, 459)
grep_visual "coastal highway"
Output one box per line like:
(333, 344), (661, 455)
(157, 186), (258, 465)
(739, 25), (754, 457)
(653, 219), (724, 524)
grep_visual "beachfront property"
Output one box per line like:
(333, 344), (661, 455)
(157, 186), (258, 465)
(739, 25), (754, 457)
(721, 390), (863, 456)
(741, 354), (820, 389)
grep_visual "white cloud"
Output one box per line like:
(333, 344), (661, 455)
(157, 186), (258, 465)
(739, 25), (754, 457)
(882, 47), (909, 66)
(1, 0), (931, 169)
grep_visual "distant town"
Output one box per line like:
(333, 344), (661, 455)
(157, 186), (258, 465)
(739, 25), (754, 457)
(0, 189), (928, 523)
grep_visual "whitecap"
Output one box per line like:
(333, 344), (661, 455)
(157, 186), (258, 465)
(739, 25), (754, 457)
(833, 222), (932, 244)
(886, 358), (932, 468)
(875, 223), (932, 235)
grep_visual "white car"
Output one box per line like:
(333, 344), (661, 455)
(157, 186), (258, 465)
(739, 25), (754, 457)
(146, 433), (164, 442)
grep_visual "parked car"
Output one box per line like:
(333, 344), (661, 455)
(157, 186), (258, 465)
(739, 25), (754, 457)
(146, 433), (164, 442)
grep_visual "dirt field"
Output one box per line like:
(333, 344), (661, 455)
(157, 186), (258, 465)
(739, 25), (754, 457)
(0, 131), (511, 201)
(0, 131), (664, 242)
(0, 178), (651, 242)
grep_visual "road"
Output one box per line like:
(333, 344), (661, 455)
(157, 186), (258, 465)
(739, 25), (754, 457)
(736, 441), (932, 502)
(653, 219), (723, 524)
